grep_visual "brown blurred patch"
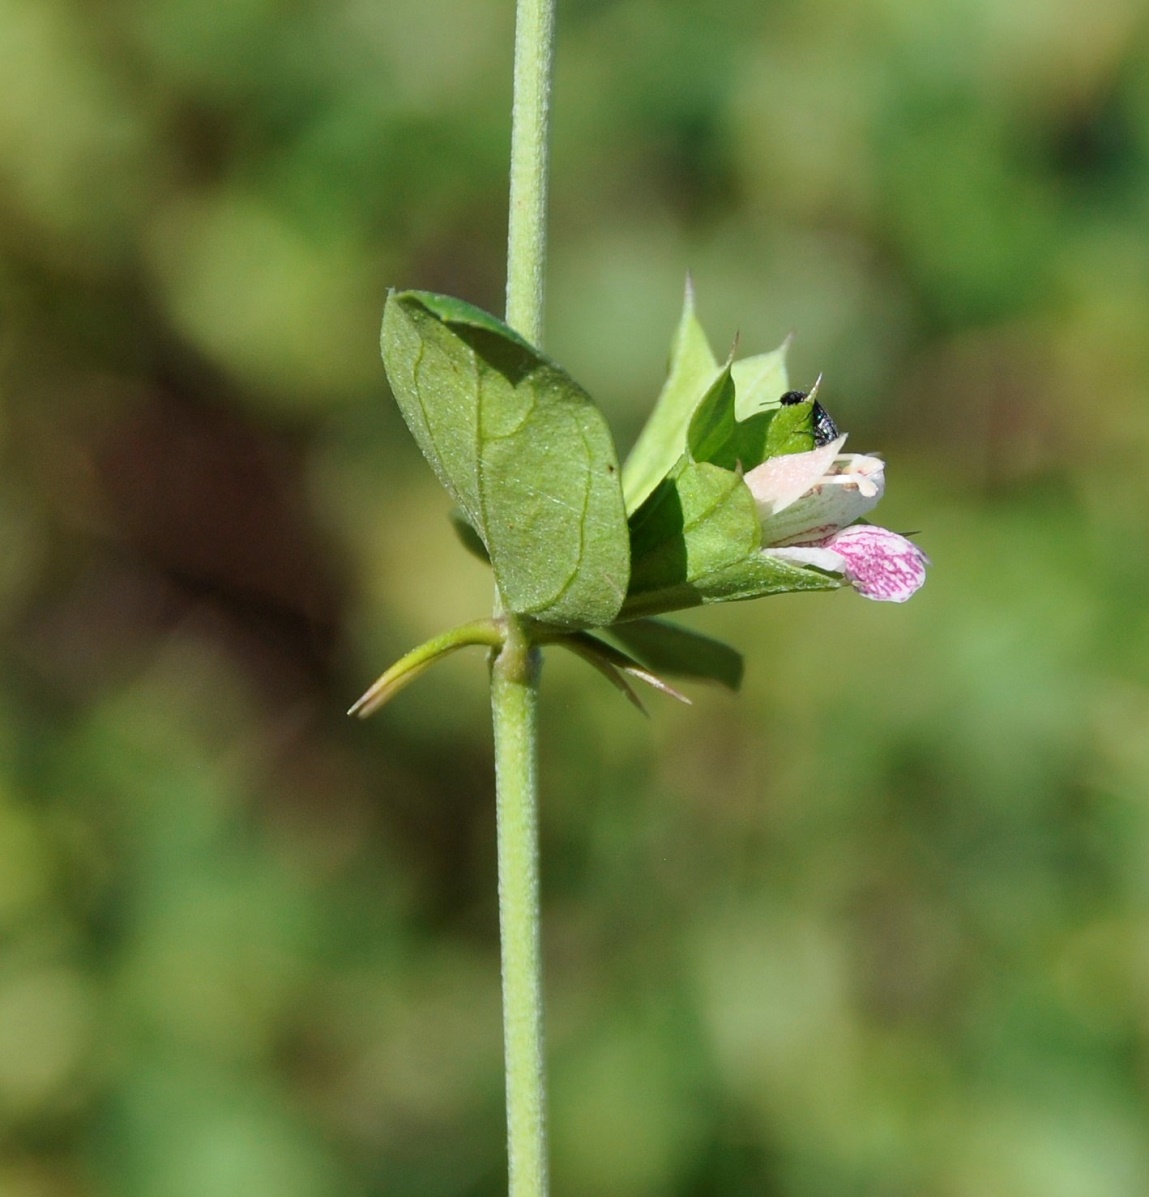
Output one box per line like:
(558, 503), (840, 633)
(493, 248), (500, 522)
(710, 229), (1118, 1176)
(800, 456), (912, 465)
(10, 346), (347, 709)
(896, 325), (1071, 492)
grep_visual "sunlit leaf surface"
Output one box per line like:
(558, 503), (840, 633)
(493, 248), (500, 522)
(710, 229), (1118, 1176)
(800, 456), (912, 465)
(382, 291), (630, 629)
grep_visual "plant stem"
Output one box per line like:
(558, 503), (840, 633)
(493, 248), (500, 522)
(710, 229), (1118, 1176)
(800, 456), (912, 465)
(505, 0), (556, 347)
(498, 0), (554, 1191)
(491, 619), (548, 1197)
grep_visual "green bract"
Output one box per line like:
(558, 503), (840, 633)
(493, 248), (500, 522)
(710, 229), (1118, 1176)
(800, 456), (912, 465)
(620, 280), (794, 510)
(621, 280), (719, 512)
(623, 460), (836, 620)
(371, 283), (844, 707)
(604, 617), (744, 692)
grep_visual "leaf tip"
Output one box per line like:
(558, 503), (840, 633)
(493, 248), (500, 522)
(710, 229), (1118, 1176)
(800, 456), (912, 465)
(347, 687), (386, 719)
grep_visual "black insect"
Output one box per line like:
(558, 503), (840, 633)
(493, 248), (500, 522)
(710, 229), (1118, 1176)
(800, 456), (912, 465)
(780, 389), (840, 447)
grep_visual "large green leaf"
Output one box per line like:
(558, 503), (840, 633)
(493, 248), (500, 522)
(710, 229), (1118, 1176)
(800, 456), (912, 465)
(623, 461), (841, 618)
(381, 290), (629, 629)
(621, 279), (719, 513)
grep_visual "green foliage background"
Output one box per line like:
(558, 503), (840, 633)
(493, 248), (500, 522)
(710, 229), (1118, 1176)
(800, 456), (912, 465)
(2, 0), (1149, 1193)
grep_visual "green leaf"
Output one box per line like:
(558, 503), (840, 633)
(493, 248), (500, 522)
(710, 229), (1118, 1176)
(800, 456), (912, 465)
(723, 410), (776, 471)
(349, 619), (505, 718)
(403, 291), (539, 346)
(686, 359), (736, 464)
(624, 461), (841, 618)
(556, 632), (692, 713)
(381, 290), (630, 629)
(622, 278), (720, 513)
(605, 618), (743, 691)
(671, 544), (842, 607)
(731, 341), (790, 418)
(687, 363), (812, 474)
(686, 340), (807, 475)
(763, 398), (817, 458)
(628, 462), (757, 600)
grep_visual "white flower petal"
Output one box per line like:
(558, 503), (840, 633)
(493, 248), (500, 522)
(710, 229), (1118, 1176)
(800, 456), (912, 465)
(761, 478), (884, 546)
(743, 436), (846, 515)
(755, 453), (883, 546)
(764, 545), (848, 578)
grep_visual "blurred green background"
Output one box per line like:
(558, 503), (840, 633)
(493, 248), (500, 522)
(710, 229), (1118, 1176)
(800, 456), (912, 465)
(2, 0), (1149, 1193)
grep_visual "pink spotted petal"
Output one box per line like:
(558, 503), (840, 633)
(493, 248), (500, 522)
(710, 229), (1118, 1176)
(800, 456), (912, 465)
(823, 525), (928, 602)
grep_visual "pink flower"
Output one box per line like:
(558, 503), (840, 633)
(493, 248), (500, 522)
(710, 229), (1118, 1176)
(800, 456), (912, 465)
(743, 437), (928, 602)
